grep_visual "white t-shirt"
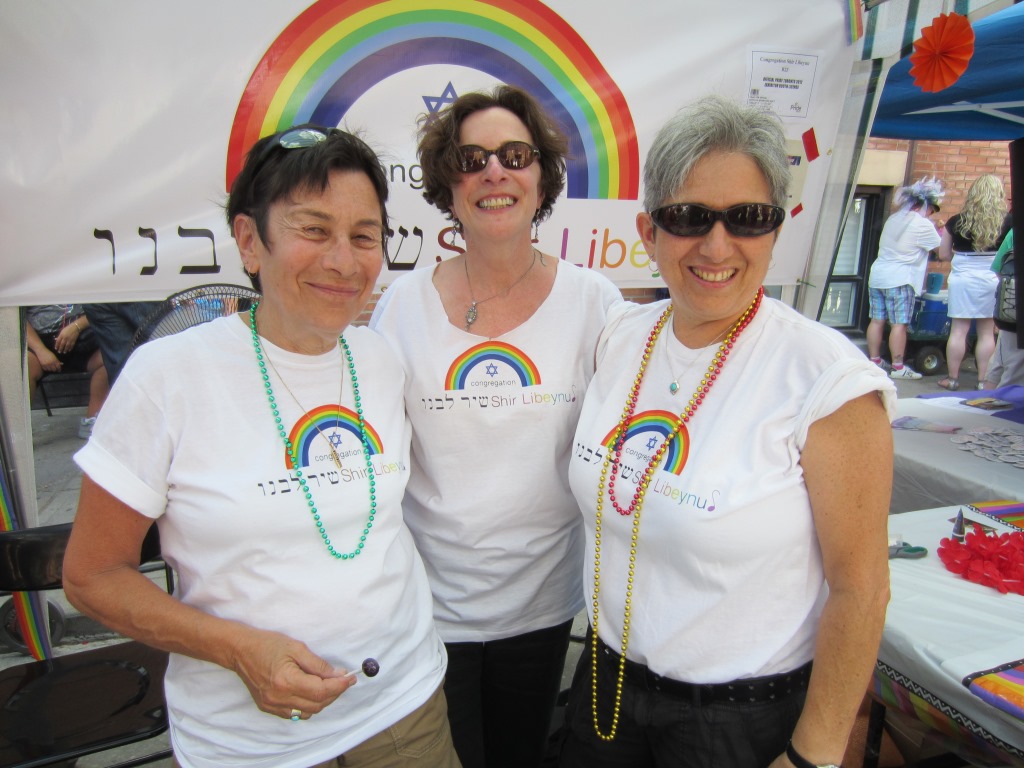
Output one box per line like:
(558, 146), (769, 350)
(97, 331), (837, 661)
(868, 209), (941, 293)
(370, 262), (622, 641)
(568, 298), (896, 683)
(75, 315), (445, 768)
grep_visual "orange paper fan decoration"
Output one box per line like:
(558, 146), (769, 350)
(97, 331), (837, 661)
(909, 12), (975, 92)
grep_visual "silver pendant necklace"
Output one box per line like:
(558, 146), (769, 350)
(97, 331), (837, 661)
(665, 321), (732, 395)
(261, 337), (345, 468)
(464, 248), (539, 331)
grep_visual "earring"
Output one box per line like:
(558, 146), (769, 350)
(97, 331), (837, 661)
(244, 265), (258, 279)
(647, 258), (660, 278)
(447, 218), (463, 248)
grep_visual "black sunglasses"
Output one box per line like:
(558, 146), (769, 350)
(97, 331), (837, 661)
(649, 203), (786, 238)
(249, 126), (336, 177)
(457, 141), (540, 173)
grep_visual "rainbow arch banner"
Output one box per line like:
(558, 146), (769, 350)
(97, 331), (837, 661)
(0, 0), (863, 304)
(285, 405), (383, 469)
(600, 409), (689, 476)
(226, 0), (639, 201)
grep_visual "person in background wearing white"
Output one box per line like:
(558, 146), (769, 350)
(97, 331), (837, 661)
(936, 174), (1012, 390)
(866, 177), (944, 380)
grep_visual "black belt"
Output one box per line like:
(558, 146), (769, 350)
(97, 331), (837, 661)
(596, 635), (812, 705)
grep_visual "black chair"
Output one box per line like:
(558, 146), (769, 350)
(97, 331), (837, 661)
(32, 372), (92, 416)
(129, 283), (261, 353)
(0, 523), (173, 768)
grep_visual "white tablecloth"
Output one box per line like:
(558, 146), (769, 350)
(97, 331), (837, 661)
(881, 506), (1024, 760)
(890, 398), (1024, 514)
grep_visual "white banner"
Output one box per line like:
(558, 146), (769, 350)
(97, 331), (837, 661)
(0, 0), (857, 306)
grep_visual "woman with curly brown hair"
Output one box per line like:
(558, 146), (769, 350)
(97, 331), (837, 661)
(371, 85), (621, 768)
(937, 174), (1012, 389)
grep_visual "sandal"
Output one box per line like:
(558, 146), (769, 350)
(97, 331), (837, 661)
(937, 378), (960, 391)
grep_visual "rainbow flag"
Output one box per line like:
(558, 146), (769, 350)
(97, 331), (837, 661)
(969, 500), (1024, 532)
(964, 660), (1024, 721)
(0, 446), (54, 660)
(847, 0), (865, 44)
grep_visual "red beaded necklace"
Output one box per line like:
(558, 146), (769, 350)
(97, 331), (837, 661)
(591, 287), (763, 741)
(605, 288), (763, 517)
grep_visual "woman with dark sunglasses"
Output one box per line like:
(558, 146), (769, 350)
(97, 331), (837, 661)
(559, 95), (895, 768)
(64, 126), (459, 767)
(370, 85), (621, 768)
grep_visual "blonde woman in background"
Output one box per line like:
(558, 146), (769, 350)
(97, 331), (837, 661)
(936, 174), (1012, 390)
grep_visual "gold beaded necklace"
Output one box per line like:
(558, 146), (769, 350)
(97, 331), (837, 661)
(590, 288), (763, 741)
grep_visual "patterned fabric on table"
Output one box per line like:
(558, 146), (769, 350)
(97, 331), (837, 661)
(873, 663), (1024, 765)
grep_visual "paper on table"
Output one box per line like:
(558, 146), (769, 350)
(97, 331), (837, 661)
(891, 415), (962, 433)
(916, 396), (1003, 415)
(918, 385), (1024, 426)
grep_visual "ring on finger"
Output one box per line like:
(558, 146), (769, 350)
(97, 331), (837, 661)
(290, 708), (302, 722)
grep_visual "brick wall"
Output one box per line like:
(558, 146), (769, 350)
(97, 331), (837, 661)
(867, 137), (1013, 216)
(866, 137), (1013, 290)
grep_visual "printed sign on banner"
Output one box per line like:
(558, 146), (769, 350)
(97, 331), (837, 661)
(0, 0), (857, 305)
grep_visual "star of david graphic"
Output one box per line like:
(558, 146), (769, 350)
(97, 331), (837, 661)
(423, 82), (458, 116)
(645, 436), (658, 451)
(329, 431), (344, 448)
(485, 363), (499, 377)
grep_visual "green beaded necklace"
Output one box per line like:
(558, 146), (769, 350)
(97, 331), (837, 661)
(248, 303), (377, 560)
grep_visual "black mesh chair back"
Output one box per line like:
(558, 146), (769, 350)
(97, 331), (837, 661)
(0, 523), (173, 767)
(129, 283), (261, 352)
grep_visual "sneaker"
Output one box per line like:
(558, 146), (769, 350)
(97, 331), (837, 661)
(78, 416), (96, 439)
(870, 357), (892, 373)
(889, 365), (922, 380)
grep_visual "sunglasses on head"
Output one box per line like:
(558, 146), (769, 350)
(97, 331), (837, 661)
(250, 126), (336, 177)
(649, 202), (786, 238)
(457, 141), (540, 173)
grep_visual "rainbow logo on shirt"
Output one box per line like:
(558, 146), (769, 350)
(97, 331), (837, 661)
(225, 0), (639, 199)
(445, 341), (540, 390)
(600, 409), (688, 476)
(286, 404), (383, 468)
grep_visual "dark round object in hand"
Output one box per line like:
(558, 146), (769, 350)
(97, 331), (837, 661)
(361, 658), (380, 677)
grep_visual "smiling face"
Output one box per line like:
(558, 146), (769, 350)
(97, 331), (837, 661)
(234, 169), (385, 353)
(637, 150), (779, 344)
(450, 107), (542, 246)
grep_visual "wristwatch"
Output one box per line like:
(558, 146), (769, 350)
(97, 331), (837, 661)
(786, 740), (842, 768)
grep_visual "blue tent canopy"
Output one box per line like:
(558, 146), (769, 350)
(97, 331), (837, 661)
(872, 2), (1024, 140)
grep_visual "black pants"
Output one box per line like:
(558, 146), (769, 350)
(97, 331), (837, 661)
(556, 637), (808, 768)
(444, 619), (573, 768)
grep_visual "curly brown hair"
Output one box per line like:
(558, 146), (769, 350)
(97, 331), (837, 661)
(416, 85), (568, 224)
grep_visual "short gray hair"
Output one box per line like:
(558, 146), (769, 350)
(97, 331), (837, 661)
(642, 94), (791, 212)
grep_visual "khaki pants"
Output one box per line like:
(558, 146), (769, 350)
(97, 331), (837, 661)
(174, 684), (461, 768)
